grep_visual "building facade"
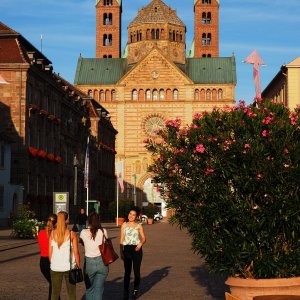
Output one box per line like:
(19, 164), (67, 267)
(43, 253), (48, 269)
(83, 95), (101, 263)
(75, 0), (236, 213)
(262, 56), (300, 110)
(0, 22), (116, 221)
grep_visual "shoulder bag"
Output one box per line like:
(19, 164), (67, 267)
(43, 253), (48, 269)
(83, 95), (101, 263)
(99, 228), (119, 265)
(69, 231), (83, 284)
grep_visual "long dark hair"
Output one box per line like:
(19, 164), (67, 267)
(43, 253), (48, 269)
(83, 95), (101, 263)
(88, 212), (101, 240)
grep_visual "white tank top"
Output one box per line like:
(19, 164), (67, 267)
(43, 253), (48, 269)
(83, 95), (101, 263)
(50, 233), (75, 272)
(123, 223), (141, 246)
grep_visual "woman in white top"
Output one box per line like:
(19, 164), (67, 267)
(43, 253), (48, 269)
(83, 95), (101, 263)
(80, 212), (109, 300)
(120, 207), (146, 300)
(49, 211), (80, 300)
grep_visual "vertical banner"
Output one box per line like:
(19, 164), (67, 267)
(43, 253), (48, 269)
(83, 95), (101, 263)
(84, 137), (90, 189)
(115, 160), (124, 193)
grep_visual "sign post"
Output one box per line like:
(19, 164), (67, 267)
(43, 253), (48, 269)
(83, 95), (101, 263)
(53, 192), (69, 214)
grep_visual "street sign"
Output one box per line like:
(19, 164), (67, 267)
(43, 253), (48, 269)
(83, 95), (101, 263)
(53, 192), (69, 214)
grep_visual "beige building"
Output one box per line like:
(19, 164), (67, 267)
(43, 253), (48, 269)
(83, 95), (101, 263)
(262, 56), (300, 110)
(75, 0), (236, 212)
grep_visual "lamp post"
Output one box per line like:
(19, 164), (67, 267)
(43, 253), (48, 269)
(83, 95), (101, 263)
(133, 174), (137, 206)
(73, 154), (78, 206)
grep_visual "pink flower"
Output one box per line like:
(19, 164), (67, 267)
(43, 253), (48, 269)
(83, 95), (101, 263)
(223, 146), (230, 151)
(242, 150), (247, 154)
(165, 119), (181, 128)
(262, 130), (268, 137)
(205, 169), (215, 175)
(256, 173), (263, 180)
(262, 116), (273, 124)
(195, 144), (205, 153)
(284, 148), (289, 154)
(244, 144), (250, 149)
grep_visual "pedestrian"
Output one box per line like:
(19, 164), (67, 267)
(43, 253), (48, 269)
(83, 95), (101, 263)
(120, 207), (146, 300)
(75, 208), (88, 234)
(80, 212), (109, 300)
(49, 211), (80, 300)
(38, 214), (59, 300)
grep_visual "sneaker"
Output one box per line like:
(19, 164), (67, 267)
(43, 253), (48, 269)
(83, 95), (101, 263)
(132, 289), (139, 299)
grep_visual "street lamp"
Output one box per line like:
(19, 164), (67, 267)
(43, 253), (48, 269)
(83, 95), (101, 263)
(133, 174), (137, 206)
(73, 154), (79, 205)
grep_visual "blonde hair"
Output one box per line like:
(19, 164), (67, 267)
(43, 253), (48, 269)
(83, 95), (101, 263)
(56, 211), (68, 248)
(46, 214), (57, 238)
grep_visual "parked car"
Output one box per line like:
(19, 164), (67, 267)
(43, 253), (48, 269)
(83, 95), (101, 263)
(141, 212), (163, 222)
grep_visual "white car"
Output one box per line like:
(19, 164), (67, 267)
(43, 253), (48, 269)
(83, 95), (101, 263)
(141, 212), (163, 222)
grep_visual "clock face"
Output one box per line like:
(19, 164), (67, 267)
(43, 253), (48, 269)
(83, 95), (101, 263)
(144, 117), (164, 136)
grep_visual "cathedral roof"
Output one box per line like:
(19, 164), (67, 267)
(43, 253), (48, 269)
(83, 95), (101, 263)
(129, 0), (185, 27)
(74, 56), (236, 85)
(96, 0), (121, 5)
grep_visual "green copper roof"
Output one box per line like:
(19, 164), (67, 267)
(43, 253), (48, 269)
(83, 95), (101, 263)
(185, 56), (236, 84)
(74, 57), (128, 85)
(74, 56), (236, 85)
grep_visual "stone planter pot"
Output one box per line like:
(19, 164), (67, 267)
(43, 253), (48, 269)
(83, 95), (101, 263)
(225, 276), (300, 300)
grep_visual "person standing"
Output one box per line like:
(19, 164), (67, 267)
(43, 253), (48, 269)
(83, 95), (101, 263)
(38, 214), (58, 300)
(76, 208), (88, 234)
(80, 212), (109, 300)
(49, 211), (80, 300)
(120, 207), (146, 300)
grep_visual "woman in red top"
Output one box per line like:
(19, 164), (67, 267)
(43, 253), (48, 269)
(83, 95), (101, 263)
(38, 214), (57, 300)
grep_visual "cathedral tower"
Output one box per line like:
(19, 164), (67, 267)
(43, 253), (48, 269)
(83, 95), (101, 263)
(194, 0), (219, 58)
(96, 0), (122, 58)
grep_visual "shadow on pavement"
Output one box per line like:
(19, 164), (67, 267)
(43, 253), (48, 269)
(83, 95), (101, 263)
(190, 265), (229, 299)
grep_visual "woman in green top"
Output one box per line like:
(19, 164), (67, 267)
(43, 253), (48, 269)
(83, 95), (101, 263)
(120, 207), (146, 300)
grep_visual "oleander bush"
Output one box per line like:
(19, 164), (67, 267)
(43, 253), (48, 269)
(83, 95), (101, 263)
(146, 99), (300, 279)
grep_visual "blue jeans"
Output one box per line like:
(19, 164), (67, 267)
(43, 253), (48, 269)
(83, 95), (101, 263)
(84, 256), (108, 300)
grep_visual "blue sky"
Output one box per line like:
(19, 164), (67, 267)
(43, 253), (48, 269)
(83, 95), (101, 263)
(1, 0), (300, 103)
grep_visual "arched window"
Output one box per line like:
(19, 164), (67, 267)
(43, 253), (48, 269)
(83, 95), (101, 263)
(206, 89), (211, 100)
(103, 55), (107, 58)
(202, 0), (211, 4)
(202, 12), (206, 24)
(108, 55), (112, 58)
(139, 32), (142, 41)
(151, 29), (155, 39)
(109, 13), (112, 24)
(156, 29), (160, 39)
(173, 31), (176, 41)
(200, 89), (205, 101)
(180, 32), (183, 41)
(173, 89), (179, 100)
(132, 89), (138, 101)
(111, 90), (116, 101)
(146, 89), (151, 100)
(207, 12), (211, 24)
(176, 32), (179, 41)
(194, 89), (200, 101)
(207, 54), (211, 57)
(104, 0), (112, 5)
(207, 33), (211, 45)
(88, 90), (92, 97)
(218, 89), (223, 100)
(100, 90), (105, 101)
(108, 34), (112, 46)
(103, 34), (108, 46)
(159, 89), (165, 100)
(202, 33), (206, 45)
(153, 89), (158, 100)
(202, 54), (206, 57)
(169, 31), (172, 41)
(105, 90), (111, 102)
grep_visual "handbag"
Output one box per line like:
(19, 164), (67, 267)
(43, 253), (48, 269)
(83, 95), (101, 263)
(99, 228), (119, 265)
(69, 231), (83, 284)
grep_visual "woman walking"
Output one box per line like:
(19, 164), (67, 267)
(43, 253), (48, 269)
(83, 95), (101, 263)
(49, 211), (80, 300)
(38, 214), (58, 300)
(120, 207), (146, 300)
(80, 212), (109, 300)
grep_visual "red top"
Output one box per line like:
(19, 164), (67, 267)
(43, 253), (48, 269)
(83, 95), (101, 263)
(38, 229), (49, 257)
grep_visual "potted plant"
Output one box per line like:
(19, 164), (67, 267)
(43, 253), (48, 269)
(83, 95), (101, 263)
(146, 99), (300, 299)
(108, 200), (134, 225)
(143, 203), (159, 224)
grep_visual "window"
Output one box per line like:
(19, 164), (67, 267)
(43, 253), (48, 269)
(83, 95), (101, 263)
(103, 34), (112, 46)
(159, 89), (165, 100)
(207, 33), (211, 45)
(0, 186), (4, 209)
(207, 12), (211, 24)
(151, 29), (155, 40)
(202, 54), (206, 57)
(218, 89), (223, 100)
(202, 33), (206, 45)
(206, 89), (211, 100)
(153, 89), (158, 100)
(132, 89), (138, 101)
(146, 89), (151, 100)
(173, 89), (179, 100)
(100, 90), (105, 101)
(156, 29), (160, 39)
(111, 90), (116, 101)
(202, 12), (207, 24)
(194, 89), (200, 101)
(202, 0), (211, 4)
(104, 0), (112, 5)
(0, 144), (4, 168)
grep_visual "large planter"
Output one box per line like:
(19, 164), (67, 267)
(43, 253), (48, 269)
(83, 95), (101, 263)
(147, 218), (154, 225)
(116, 217), (125, 226)
(226, 277), (300, 300)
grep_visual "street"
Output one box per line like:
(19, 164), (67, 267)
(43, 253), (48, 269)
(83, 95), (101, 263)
(0, 222), (227, 299)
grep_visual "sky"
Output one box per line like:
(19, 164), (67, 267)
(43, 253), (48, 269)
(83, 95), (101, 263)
(1, 0), (300, 104)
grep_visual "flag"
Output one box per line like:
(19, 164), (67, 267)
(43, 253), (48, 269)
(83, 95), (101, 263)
(243, 50), (265, 99)
(84, 137), (89, 189)
(115, 161), (124, 193)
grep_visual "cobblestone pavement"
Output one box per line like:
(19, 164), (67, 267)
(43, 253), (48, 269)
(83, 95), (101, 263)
(0, 222), (228, 300)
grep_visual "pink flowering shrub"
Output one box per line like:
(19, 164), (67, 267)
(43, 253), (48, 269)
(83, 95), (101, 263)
(146, 99), (300, 279)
